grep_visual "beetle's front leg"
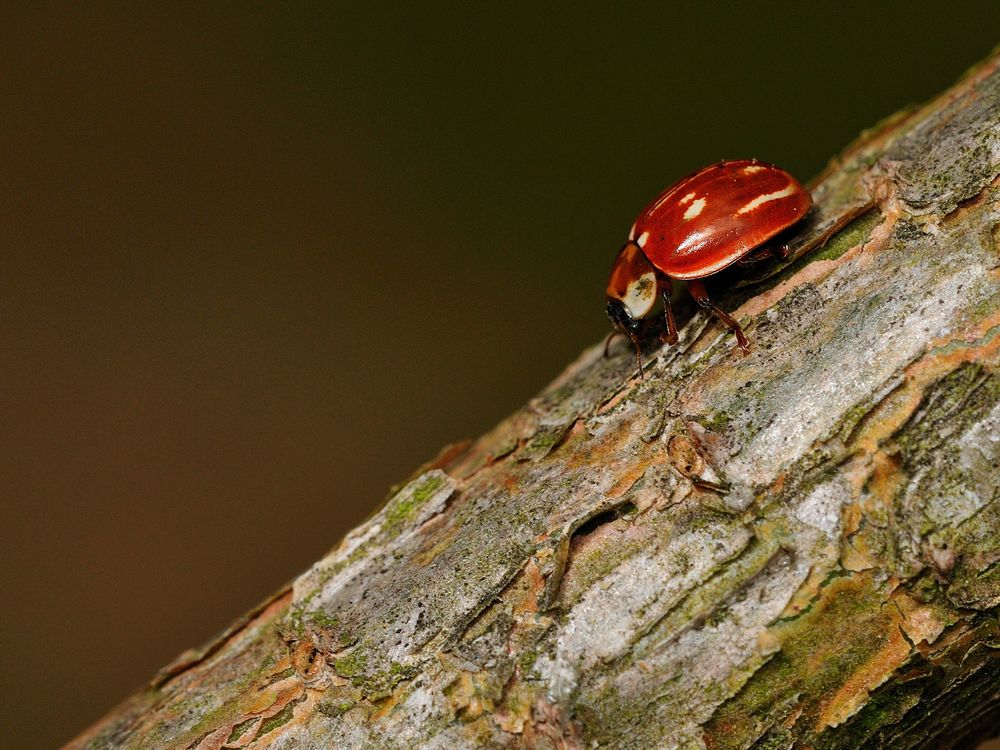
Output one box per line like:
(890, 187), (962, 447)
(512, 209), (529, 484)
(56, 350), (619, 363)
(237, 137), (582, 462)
(657, 274), (678, 346)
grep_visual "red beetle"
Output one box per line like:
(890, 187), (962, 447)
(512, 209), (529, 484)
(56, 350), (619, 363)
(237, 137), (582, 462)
(606, 160), (811, 374)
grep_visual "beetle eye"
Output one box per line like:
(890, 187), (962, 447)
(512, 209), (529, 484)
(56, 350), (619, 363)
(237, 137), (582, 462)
(606, 298), (643, 333)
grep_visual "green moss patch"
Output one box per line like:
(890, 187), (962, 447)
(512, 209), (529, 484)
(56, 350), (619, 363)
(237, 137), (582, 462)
(256, 698), (299, 738)
(383, 472), (448, 532)
(226, 717), (257, 743)
(702, 573), (894, 749)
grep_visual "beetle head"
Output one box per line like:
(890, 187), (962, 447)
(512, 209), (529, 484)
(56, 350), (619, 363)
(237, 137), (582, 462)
(606, 241), (660, 379)
(606, 297), (648, 379)
(606, 297), (643, 336)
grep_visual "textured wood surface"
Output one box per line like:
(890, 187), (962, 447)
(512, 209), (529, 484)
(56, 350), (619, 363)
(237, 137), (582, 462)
(68, 49), (1000, 750)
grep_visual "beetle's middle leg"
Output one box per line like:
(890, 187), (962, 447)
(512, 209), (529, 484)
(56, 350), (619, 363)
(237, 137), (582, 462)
(736, 241), (790, 266)
(687, 278), (750, 354)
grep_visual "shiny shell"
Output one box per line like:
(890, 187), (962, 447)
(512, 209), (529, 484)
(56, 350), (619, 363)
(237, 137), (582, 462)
(629, 160), (811, 280)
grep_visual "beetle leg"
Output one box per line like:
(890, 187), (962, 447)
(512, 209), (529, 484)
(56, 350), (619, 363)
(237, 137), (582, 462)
(687, 279), (750, 354)
(737, 246), (770, 266)
(658, 277), (678, 346)
(737, 240), (794, 267)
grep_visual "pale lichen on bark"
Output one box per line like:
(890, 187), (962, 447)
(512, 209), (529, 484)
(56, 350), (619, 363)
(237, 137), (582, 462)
(68, 51), (1000, 750)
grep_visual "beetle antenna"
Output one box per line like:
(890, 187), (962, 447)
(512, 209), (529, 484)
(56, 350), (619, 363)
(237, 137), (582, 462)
(630, 336), (646, 380)
(603, 331), (621, 358)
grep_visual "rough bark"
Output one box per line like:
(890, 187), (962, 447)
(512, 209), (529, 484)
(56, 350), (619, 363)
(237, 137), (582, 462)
(68, 50), (1000, 750)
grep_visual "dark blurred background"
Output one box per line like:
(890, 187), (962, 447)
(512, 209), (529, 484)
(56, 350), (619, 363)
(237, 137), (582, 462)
(2, 3), (997, 747)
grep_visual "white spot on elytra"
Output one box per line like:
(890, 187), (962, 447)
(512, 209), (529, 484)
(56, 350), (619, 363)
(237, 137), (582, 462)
(743, 165), (765, 174)
(637, 230), (650, 248)
(683, 197), (706, 220)
(679, 191), (697, 205)
(736, 183), (797, 214)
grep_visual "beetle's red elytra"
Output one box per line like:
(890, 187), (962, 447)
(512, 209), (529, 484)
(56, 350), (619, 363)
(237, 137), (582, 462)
(606, 160), (811, 374)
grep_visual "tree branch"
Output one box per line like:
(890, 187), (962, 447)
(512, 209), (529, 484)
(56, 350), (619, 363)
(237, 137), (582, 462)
(69, 48), (1000, 750)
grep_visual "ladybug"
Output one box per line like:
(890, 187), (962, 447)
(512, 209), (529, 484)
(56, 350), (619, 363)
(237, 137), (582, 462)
(606, 160), (811, 374)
